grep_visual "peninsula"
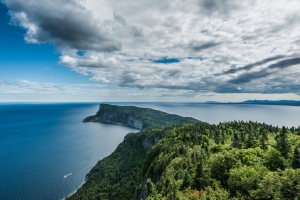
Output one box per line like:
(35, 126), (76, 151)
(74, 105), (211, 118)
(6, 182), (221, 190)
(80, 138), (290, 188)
(68, 104), (300, 200)
(83, 103), (198, 130)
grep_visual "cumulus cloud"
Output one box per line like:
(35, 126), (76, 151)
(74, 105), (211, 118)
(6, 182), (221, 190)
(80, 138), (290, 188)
(3, 0), (300, 97)
(5, 0), (122, 51)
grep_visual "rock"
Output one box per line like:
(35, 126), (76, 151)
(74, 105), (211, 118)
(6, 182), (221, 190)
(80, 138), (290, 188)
(84, 104), (143, 130)
(98, 111), (143, 129)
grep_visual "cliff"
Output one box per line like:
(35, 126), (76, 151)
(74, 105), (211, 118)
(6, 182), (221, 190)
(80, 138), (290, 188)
(83, 103), (198, 130)
(84, 104), (143, 129)
(68, 104), (200, 200)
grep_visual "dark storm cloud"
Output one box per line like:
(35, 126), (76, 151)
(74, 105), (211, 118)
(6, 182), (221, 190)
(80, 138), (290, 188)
(189, 41), (220, 52)
(228, 70), (271, 84)
(227, 57), (300, 90)
(4, 0), (122, 52)
(222, 55), (285, 75)
(268, 57), (300, 69)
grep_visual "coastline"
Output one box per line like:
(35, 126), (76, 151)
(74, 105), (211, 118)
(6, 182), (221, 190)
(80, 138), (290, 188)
(64, 179), (86, 200)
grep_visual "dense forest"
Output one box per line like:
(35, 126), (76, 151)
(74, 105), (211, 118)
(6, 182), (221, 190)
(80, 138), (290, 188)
(139, 121), (300, 200)
(68, 106), (300, 200)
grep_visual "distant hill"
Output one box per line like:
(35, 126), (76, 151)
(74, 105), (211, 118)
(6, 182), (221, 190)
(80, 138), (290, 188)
(205, 100), (300, 106)
(242, 100), (300, 106)
(83, 103), (199, 130)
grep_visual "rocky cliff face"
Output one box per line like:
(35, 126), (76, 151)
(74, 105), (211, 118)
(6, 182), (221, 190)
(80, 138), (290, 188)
(134, 135), (161, 200)
(84, 105), (143, 130)
(97, 111), (143, 129)
(142, 135), (160, 153)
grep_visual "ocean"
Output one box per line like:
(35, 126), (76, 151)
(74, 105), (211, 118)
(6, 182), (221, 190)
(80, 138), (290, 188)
(0, 103), (137, 200)
(1, 102), (300, 200)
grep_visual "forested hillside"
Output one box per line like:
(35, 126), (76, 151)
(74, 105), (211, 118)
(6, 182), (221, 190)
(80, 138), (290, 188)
(69, 105), (300, 200)
(68, 105), (201, 200)
(139, 121), (300, 200)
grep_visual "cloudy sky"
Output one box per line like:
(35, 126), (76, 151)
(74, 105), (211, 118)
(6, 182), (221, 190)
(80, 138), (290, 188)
(1, 0), (300, 102)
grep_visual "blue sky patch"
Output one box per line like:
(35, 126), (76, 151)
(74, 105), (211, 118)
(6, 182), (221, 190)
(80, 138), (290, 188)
(77, 51), (86, 56)
(152, 57), (180, 64)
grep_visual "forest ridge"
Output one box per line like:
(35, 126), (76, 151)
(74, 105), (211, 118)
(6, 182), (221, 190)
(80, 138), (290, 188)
(68, 105), (300, 200)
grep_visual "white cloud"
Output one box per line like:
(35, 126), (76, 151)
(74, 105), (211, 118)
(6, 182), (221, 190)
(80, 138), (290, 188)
(3, 0), (300, 99)
(1, 79), (300, 102)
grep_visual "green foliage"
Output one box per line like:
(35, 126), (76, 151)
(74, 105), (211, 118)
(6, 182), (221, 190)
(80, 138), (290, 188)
(233, 147), (264, 166)
(260, 130), (269, 151)
(199, 186), (229, 200)
(209, 152), (238, 188)
(276, 126), (291, 159)
(250, 171), (282, 200)
(264, 148), (285, 171)
(232, 132), (240, 148)
(280, 169), (300, 199)
(292, 145), (300, 169)
(228, 165), (268, 196)
(146, 179), (162, 200)
(194, 161), (204, 189)
(139, 121), (300, 199)
(70, 105), (300, 200)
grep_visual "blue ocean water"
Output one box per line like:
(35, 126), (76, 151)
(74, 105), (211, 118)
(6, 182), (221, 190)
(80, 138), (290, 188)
(112, 102), (300, 128)
(1, 102), (300, 200)
(0, 103), (137, 200)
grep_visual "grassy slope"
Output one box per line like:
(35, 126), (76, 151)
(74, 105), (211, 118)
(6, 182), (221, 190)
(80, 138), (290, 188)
(68, 104), (200, 200)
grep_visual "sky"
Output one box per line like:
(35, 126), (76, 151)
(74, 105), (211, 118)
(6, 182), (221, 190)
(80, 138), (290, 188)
(1, 0), (300, 102)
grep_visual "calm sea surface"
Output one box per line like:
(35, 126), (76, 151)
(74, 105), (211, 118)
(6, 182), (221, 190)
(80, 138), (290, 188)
(1, 102), (300, 200)
(0, 103), (137, 200)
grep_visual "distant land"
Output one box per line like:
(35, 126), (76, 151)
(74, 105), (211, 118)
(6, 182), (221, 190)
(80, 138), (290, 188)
(83, 103), (198, 130)
(205, 100), (300, 106)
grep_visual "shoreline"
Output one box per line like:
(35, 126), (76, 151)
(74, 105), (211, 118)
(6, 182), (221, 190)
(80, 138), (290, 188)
(64, 179), (86, 200)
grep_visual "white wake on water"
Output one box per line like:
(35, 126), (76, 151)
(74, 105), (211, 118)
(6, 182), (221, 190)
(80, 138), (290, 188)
(63, 173), (72, 179)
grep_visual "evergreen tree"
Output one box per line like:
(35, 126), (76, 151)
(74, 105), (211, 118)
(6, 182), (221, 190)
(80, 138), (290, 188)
(260, 131), (268, 151)
(254, 128), (259, 139)
(215, 130), (220, 144)
(181, 170), (192, 189)
(194, 161), (204, 189)
(221, 130), (225, 145)
(275, 126), (290, 159)
(291, 126), (295, 132)
(246, 131), (254, 148)
(292, 145), (300, 169)
(232, 132), (240, 148)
